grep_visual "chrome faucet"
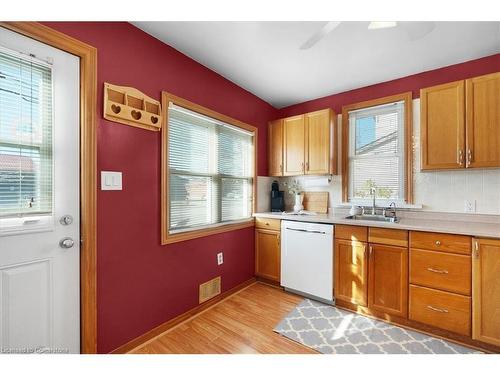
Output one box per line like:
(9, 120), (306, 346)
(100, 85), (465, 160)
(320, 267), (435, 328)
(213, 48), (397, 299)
(370, 187), (376, 215)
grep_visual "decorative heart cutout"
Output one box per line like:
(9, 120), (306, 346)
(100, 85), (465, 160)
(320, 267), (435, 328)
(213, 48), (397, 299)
(131, 110), (142, 120)
(151, 116), (159, 124)
(111, 104), (121, 114)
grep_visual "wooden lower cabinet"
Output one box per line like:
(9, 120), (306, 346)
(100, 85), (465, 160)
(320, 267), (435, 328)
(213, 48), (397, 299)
(255, 228), (281, 282)
(473, 238), (500, 346)
(368, 244), (408, 317)
(334, 239), (368, 307)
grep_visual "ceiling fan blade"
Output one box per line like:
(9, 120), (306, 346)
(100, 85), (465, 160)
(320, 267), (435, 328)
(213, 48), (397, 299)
(300, 21), (341, 50)
(399, 21), (436, 41)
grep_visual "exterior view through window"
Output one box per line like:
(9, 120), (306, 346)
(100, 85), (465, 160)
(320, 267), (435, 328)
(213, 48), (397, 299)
(0, 48), (53, 219)
(167, 103), (254, 234)
(348, 100), (405, 203)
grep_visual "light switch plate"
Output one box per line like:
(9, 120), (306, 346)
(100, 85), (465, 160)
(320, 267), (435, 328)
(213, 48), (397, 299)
(101, 171), (122, 190)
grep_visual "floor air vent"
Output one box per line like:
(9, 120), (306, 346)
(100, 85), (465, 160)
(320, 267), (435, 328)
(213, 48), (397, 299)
(199, 276), (221, 304)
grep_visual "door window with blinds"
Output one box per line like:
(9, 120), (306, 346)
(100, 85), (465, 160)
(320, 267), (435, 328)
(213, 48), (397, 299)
(348, 100), (405, 203)
(166, 101), (255, 239)
(0, 48), (53, 221)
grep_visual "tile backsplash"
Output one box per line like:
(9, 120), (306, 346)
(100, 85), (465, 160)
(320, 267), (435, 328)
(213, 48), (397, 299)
(257, 99), (500, 215)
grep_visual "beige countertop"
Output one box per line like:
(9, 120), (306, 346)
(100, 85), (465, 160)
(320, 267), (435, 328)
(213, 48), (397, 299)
(254, 212), (500, 238)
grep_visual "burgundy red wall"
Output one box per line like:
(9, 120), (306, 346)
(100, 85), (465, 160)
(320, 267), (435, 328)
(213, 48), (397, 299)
(277, 53), (500, 117)
(43, 22), (278, 353)
(41, 22), (498, 353)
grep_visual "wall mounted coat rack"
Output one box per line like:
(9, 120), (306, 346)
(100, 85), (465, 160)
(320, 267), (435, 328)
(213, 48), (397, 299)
(104, 82), (162, 131)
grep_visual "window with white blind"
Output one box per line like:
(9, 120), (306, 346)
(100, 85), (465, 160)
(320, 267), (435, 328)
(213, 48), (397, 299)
(166, 102), (255, 238)
(347, 100), (406, 203)
(0, 48), (53, 219)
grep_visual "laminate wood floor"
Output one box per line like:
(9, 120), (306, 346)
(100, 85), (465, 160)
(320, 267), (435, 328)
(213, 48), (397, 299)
(131, 282), (316, 354)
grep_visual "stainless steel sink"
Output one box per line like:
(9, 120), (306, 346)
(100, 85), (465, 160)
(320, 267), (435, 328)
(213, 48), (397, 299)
(344, 214), (399, 223)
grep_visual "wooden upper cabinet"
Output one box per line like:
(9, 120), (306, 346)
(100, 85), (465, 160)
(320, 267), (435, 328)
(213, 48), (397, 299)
(473, 238), (500, 346)
(268, 119), (283, 176)
(420, 80), (465, 170)
(305, 109), (335, 175)
(466, 72), (500, 168)
(334, 239), (368, 307)
(283, 115), (305, 176)
(271, 108), (336, 177)
(368, 244), (408, 317)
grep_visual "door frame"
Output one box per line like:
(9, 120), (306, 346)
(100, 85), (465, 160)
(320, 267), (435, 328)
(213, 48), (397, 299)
(0, 22), (98, 353)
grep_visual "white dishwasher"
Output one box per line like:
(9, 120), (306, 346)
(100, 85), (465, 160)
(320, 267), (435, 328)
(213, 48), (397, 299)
(281, 220), (334, 303)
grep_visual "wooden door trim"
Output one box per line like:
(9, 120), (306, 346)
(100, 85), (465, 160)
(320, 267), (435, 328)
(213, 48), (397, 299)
(341, 92), (413, 203)
(0, 22), (98, 353)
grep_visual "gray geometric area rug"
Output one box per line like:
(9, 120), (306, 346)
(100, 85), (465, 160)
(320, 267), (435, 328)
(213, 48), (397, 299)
(274, 299), (481, 354)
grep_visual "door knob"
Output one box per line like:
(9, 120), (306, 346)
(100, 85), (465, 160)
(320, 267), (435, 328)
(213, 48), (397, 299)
(59, 237), (75, 249)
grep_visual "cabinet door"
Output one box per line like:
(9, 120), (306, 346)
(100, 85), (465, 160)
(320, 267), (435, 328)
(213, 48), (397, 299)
(466, 72), (500, 168)
(255, 229), (281, 282)
(268, 119), (283, 176)
(283, 115), (305, 176)
(473, 238), (500, 346)
(368, 244), (408, 317)
(334, 239), (368, 306)
(420, 80), (465, 170)
(305, 109), (331, 175)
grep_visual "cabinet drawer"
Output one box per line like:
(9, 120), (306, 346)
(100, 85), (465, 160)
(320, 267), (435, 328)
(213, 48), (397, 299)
(255, 217), (281, 231)
(410, 231), (471, 255)
(335, 224), (367, 242)
(409, 285), (471, 336)
(410, 249), (471, 295)
(369, 227), (408, 247)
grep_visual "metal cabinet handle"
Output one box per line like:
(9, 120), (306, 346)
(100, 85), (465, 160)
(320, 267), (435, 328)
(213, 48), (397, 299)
(369, 246), (373, 257)
(457, 149), (464, 166)
(427, 267), (449, 274)
(466, 149), (472, 167)
(474, 239), (480, 258)
(427, 305), (449, 313)
(435, 240), (441, 246)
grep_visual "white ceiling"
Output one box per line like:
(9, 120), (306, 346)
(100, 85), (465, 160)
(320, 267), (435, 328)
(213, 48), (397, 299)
(132, 22), (500, 108)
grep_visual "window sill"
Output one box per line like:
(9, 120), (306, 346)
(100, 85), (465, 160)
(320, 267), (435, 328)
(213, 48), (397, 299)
(162, 219), (255, 245)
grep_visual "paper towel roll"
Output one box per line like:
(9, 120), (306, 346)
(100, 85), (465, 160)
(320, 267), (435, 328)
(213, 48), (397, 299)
(303, 176), (331, 188)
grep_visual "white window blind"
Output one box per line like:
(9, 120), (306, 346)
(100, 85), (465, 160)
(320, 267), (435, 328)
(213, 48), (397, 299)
(168, 103), (254, 233)
(348, 101), (405, 203)
(0, 48), (53, 218)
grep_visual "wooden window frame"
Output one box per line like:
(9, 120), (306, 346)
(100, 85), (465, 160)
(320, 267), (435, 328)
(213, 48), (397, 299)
(0, 22), (98, 353)
(341, 92), (413, 204)
(161, 92), (257, 245)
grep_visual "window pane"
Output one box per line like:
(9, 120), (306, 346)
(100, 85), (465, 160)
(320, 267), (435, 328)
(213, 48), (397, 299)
(167, 103), (254, 234)
(218, 127), (253, 178)
(349, 101), (404, 202)
(351, 157), (400, 200)
(169, 174), (216, 231)
(0, 50), (52, 218)
(169, 110), (211, 174)
(221, 178), (252, 222)
(355, 111), (399, 156)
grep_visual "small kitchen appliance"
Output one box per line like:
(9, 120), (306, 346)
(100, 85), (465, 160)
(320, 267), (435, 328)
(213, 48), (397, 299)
(270, 180), (284, 212)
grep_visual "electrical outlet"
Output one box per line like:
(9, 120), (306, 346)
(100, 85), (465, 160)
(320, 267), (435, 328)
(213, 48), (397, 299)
(464, 200), (476, 213)
(217, 252), (223, 265)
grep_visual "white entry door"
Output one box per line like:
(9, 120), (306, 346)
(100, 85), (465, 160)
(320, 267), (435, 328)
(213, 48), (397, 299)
(0, 27), (80, 353)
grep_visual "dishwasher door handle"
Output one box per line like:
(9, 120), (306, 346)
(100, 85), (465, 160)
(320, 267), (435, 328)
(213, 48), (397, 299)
(285, 227), (327, 235)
